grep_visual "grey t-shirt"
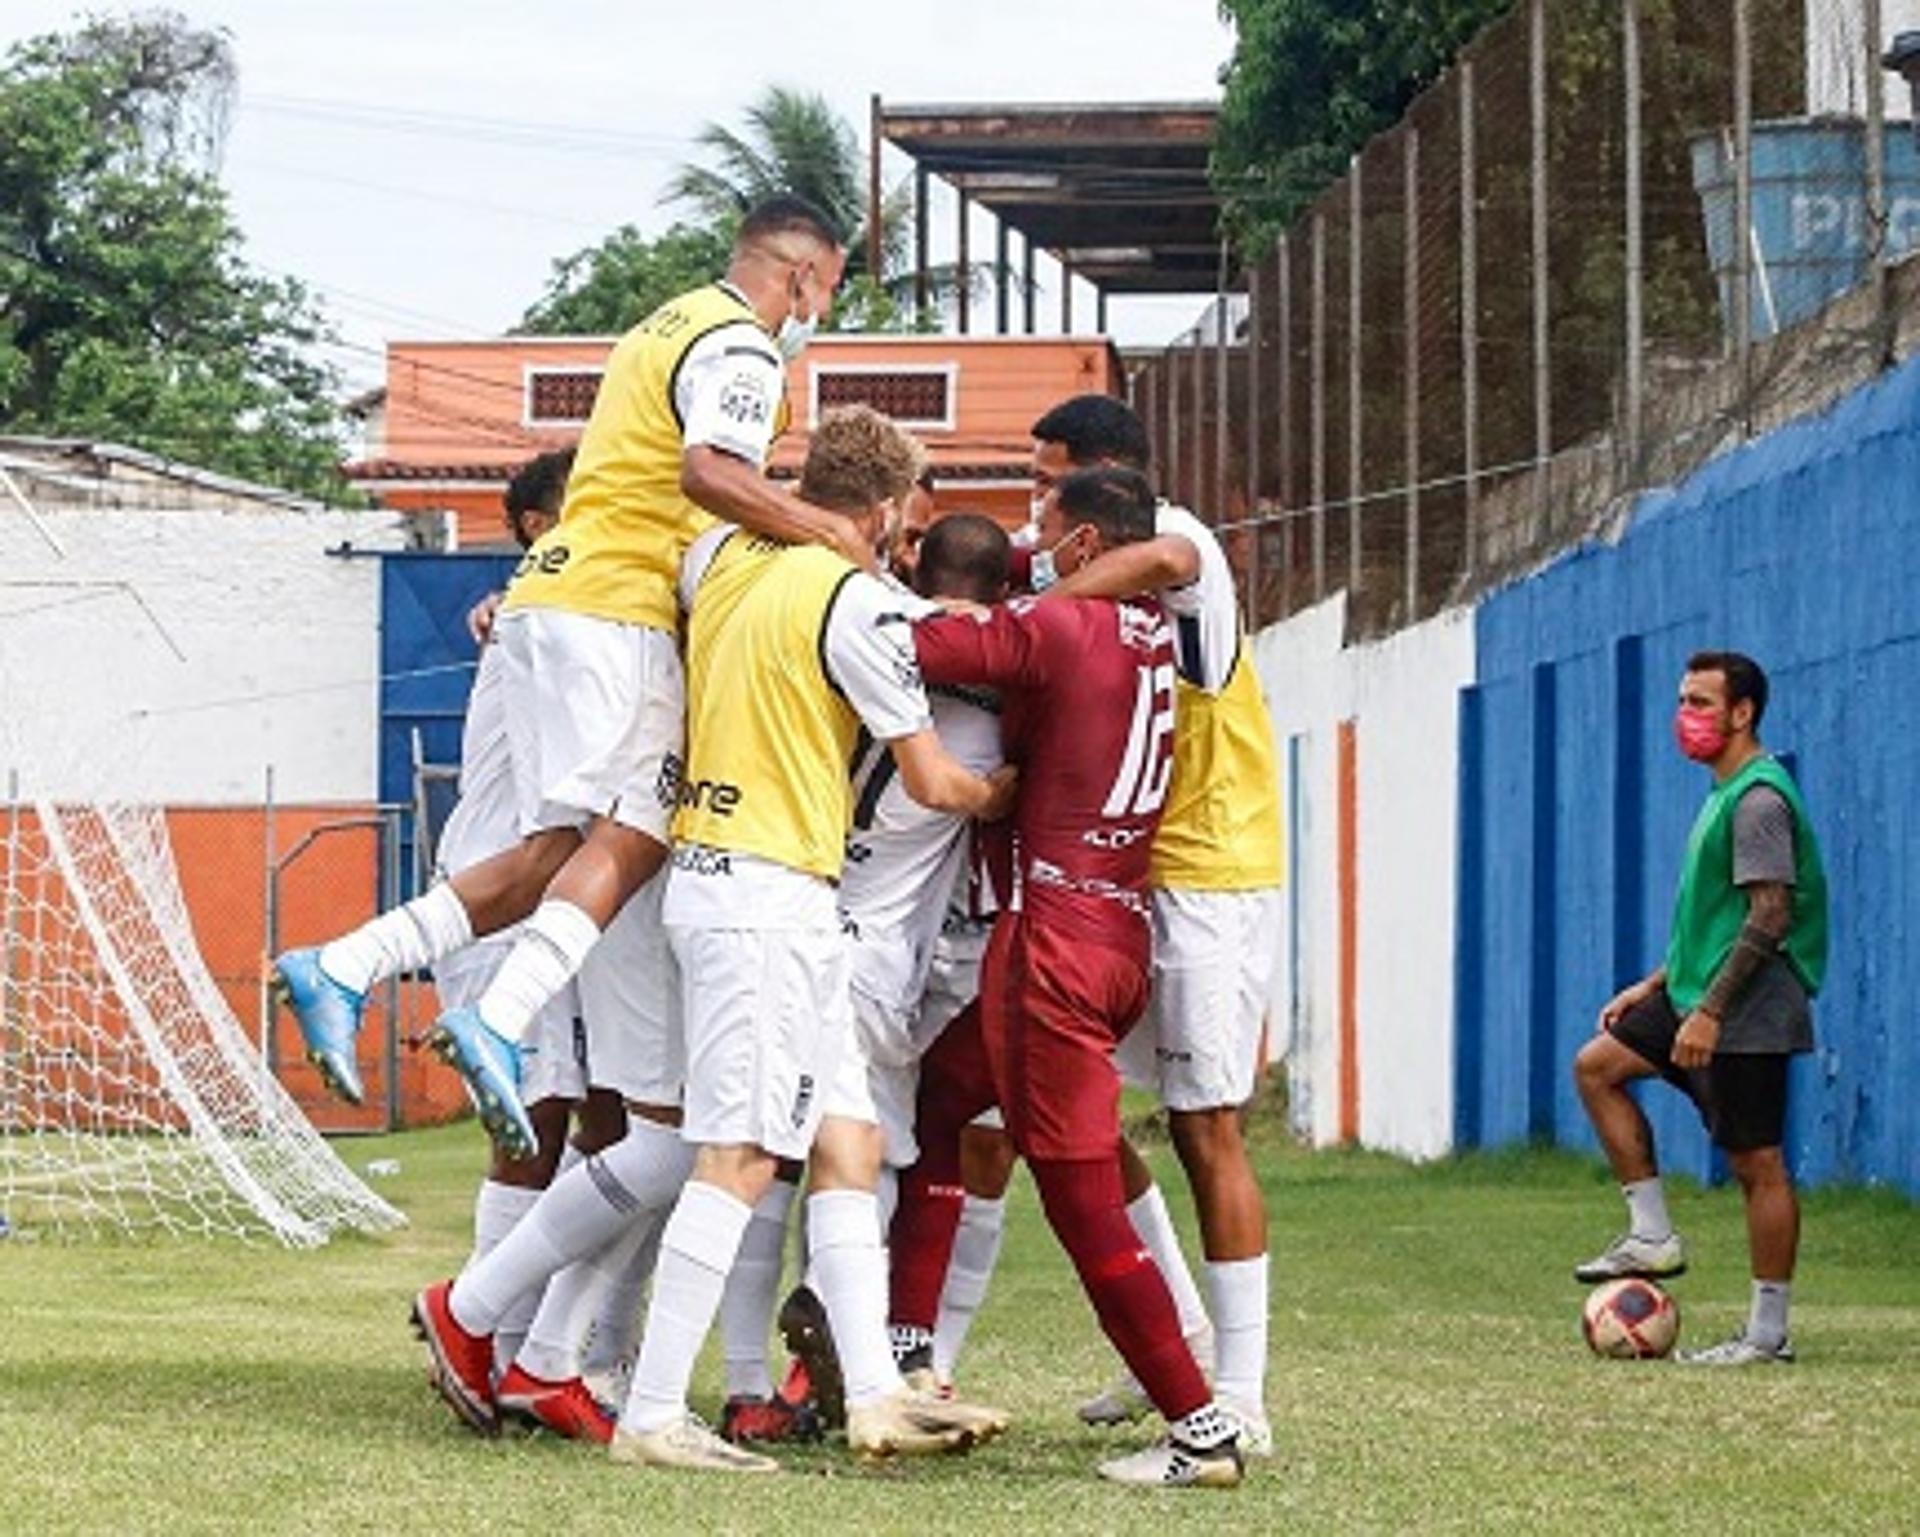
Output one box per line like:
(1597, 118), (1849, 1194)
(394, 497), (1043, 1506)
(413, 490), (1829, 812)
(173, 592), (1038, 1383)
(1719, 783), (1813, 1054)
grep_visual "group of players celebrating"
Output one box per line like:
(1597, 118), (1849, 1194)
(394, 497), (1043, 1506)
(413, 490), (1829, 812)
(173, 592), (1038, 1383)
(272, 196), (1284, 1488)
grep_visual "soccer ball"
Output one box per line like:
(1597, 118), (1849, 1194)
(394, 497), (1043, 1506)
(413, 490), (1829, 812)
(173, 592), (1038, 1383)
(1581, 1278), (1679, 1359)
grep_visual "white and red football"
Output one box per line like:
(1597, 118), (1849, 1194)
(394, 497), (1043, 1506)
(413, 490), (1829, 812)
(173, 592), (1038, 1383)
(1582, 1277), (1680, 1359)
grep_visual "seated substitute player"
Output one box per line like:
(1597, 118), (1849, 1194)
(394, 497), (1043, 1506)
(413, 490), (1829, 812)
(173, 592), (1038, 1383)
(892, 466), (1246, 1489)
(407, 408), (939, 1447)
(1030, 395), (1282, 1452)
(1572, 652), (1827, 1366)
(603, 405), (1014, 1473)
(273, 196), (867, 1160)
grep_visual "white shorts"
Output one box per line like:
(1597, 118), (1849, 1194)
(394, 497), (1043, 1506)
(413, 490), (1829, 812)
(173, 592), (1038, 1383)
(577, 870), (681, 1108)
(495, 607), (683, 843)
(671, 923), (855, 1162)
(914, 920), (990, 1057)
(1117, 887), (1282, 1112)
(434, 937), (588, 1107)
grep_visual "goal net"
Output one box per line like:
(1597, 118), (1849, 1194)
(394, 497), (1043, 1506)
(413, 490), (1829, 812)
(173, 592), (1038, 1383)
(0, 791), (404, 1245)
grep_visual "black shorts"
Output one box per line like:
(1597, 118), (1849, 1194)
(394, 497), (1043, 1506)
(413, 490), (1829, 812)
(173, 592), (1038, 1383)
(1608, 989), (1790, 1154)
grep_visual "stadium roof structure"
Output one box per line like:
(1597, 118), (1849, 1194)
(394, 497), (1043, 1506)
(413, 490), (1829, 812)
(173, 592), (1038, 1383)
(875, 99), (1232, 325)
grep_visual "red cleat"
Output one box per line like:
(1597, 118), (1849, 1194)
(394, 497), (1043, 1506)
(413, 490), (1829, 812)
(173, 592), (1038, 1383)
(496, 1364), (617, 1444)
(719, 1386), (824, 1445)
(411, 1280), (498, 1435)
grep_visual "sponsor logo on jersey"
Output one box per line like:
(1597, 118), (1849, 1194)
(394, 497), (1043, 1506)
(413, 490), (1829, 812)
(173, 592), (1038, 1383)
(654, 751), (684, 809)
(677, 776), (743, 816)
(718, 372), (772, 426)
(672, 844), (734, 877)
(513, 542), (571, 579)
(1083, 824), (1149, 849)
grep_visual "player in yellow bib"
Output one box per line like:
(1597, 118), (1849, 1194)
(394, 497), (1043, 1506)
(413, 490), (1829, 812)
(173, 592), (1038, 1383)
(273, 198), (868, 1163)
(1032, 395), (1283, 1456)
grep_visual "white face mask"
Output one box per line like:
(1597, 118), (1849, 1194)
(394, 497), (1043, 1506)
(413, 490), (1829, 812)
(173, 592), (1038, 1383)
(1029, 545), (1060, 593)
(776, 309), (817, 361)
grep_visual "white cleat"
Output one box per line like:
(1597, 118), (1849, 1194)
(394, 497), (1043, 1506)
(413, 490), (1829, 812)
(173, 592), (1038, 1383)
(610, 1412), (779, 1474)
(1220, 1397), (1273, 1458)
(847, 1388), (1009, 1460)
(1573, 1231), (1687, 1284)
(1078, 1374), (1154, 1427)
(1676, 1333), (1795, 1367)
(1098, 1435), (1245, 1489)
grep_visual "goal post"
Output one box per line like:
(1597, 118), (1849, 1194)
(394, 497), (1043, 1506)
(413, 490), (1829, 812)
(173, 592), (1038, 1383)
(0, 783), (404, 1246)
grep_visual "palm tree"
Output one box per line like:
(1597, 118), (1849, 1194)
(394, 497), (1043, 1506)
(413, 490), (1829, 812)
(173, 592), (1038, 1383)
(668, 86), (984, 331)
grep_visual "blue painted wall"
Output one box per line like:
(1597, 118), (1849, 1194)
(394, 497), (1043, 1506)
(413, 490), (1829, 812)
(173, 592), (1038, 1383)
(1457, 354), (1920, 1191)
(379, 552), (518, 898)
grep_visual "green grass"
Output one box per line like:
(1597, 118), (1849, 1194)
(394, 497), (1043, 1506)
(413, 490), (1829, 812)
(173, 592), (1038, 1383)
(4, 1113), (1919, 1535)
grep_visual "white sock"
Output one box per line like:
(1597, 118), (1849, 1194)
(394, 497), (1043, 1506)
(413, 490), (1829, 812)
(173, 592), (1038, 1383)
(1206, 1254), (1270, 1412)
(320, 883), (472, 995)
(719, 1180), (796, 1399)
(1748, 1279), (1791, 1349)
(476, 900), (601, 1045)
(583, 1206), (666, 1375)
(450, 1119), (690, 1334)
(1128, 1184), (1213, 1360)
(621, 1182), (753, 1434)
(1169, 1400), (1236, 1452)
(933, 1193), (1006, 1381)
(514, 1221), (649, 1383)
(469, 1179), (539, 1268)
(807, 1189), (902, 1410)
(1623, 1177), (1673, 1242)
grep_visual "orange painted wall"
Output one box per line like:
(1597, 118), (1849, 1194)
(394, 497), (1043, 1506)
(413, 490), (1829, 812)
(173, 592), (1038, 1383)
(360, 333), (1118, 546)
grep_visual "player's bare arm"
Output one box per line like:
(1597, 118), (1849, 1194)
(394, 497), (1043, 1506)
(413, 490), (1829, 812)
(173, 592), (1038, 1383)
(1673, 881), (1792, 1067)
(681, 445), (877, 570)
(888, 728), (1018, 819)
(1043, 531), (1200, 601)
(1596, 966), (1667, 1032)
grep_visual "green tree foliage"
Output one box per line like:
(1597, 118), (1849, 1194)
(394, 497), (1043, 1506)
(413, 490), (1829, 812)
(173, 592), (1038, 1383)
(515, 221), (732, 334)
(1213, 0), (1513, 248)
(0, 13), (352, 500)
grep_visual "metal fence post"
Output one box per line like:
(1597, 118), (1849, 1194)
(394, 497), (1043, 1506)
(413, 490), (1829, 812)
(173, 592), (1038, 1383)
(1732, 0), (1752, 429)
(914, 164), (930, 326)
(1348, 157), (1365, 597)
(1246, 258), (1264, 626)
(260, 763), (277, 1082)
(1404, 126), (1422, 622)
(995, 218), (1011, 335)
(1215, 252), (1231, 524)
(1530, 0), (1552, 539)
(1865, 0), (1893, 367)
(956, 190), (971, 336)
(1461, 57), (1481, 578)
(1278, 233), (1294, 617)
(1312, 211), (1328, 599)
(1167, 339), (1183, 511)
(1624, 0), (1645, 479)
(1189, 327), (1205, 512)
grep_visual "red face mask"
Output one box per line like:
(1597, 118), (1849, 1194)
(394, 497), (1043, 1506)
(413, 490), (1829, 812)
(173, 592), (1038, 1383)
(1673, 705), (1728, 763)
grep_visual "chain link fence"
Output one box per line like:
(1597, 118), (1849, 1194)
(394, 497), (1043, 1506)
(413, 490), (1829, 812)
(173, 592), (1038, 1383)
(1132, 0), (1919, 637)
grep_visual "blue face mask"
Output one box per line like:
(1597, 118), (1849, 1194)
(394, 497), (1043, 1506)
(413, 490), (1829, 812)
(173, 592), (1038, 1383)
(1029, 545), (1060, 592)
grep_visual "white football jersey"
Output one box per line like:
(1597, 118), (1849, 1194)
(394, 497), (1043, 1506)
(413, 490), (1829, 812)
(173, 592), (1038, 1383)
(1156, 501), (1241, 694)
(841, 685), (1003, 1020)
(434, 639), (516, 878)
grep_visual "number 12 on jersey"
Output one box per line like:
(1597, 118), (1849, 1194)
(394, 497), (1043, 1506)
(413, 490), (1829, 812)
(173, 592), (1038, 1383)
(1102, 663), (1176, 819)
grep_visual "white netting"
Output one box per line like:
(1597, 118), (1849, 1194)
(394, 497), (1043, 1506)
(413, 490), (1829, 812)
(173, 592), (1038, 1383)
(0, 792), (404, 1245)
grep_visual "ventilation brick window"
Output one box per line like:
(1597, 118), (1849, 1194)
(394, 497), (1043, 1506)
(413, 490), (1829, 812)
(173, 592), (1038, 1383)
(527, 368), (604, 424)
(815, 368), (952, 427)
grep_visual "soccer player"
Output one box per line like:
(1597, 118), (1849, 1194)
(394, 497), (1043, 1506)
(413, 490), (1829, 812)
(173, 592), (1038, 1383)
(892, 466), (1246, 1488)
(1572, 652), (1828, 1365)
(1033, 395), (1283, 1453)
(429, 449), (594, 1383)
(608, 406), (1013, 1473)
(272, 196), (865, 1159)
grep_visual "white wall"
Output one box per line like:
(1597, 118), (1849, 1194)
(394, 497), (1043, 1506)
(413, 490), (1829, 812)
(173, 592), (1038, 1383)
(0, 504), (407, 804)
(1253, 595), (1476, 1160)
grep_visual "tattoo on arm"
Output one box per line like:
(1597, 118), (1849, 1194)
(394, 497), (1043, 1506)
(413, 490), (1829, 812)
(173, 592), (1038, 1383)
(1698, 883), (1791, 1019)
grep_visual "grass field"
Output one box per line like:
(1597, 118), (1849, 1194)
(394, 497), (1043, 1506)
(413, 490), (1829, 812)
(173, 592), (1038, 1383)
(4, 1108), (1919, 1535)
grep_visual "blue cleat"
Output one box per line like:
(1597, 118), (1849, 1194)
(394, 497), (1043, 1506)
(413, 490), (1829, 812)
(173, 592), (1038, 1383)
(270, 948), (367, 1105)
(427, 1006), (536, 1160)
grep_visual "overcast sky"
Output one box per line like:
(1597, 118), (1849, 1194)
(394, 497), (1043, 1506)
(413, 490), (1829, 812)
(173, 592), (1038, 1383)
(5, 2), (1239, 392)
